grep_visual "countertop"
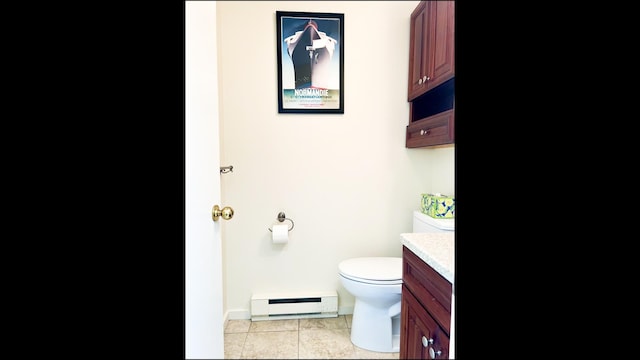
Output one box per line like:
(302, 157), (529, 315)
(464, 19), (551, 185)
(400, 232), (454, 284)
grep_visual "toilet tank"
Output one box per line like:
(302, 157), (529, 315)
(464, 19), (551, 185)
(413, 210), (454, 232)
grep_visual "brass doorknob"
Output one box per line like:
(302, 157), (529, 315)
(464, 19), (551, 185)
(212, 205), (234, 221)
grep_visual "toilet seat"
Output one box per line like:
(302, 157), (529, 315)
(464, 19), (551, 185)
(338, 257), (402, 285)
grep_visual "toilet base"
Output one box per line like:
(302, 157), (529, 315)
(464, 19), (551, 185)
(349, 298), (401, 353)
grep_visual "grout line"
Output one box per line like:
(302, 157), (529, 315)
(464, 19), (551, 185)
(240, 332), (246, 359)
(226, 315), (375, 359)
(297, 318), (300, 360)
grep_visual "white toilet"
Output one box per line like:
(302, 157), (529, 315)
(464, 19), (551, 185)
(412, 210), (455, 233)
(338, 210), (454, 353)
(339, 256), (403, 352)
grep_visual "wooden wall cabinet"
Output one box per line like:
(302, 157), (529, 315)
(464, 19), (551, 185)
(400, 246), (451, 359)
(407, 1), (455, 102)
(406, 1), (455, 148)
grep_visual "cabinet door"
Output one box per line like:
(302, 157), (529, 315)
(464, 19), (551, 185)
(400, 285), (450, 359)
(408, 1), (455, 101)
(425, 1), (455, 92)
(408, 1), (428, 101)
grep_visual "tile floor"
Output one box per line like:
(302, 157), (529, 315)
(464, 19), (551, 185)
(224, 315), (400, 359)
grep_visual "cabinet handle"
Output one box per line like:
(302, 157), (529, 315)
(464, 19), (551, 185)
(418, 75), (431, 85)
(423, 337), (443, 358)
(422, 336), (433, 347)
(420, 129), (431, 136)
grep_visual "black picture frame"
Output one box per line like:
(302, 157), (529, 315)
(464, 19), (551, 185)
(276, 11), (344, 114)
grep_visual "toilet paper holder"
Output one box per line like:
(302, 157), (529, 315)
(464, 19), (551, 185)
(268, 212), (295, 232)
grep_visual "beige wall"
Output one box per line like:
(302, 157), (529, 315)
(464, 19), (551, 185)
(216, 1), (454, 319)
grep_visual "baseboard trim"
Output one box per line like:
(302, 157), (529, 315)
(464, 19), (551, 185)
(225, 309), (251, 320)
(338, 306), (354, 315)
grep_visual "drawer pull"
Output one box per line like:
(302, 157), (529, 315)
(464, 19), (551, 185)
(420, 129), (431, 136)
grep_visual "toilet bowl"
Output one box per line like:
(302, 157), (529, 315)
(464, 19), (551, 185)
(338, 257), (403, 352)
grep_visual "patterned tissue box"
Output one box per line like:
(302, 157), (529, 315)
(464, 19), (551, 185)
(421, 193), (455, 219)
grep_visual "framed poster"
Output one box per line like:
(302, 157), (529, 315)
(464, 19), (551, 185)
(276, 11), (344, 114)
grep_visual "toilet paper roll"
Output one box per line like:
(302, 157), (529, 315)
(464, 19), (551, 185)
(271, 224), (289, 244)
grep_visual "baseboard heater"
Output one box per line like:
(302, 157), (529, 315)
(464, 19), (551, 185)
(251, 290), (338, 321)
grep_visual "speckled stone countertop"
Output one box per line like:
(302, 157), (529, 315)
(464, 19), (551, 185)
(400, 232), (454, 284)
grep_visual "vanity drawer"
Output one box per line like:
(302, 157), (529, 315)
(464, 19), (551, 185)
(402, 246), (452, 334)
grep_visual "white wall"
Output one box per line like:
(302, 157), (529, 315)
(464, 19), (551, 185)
(216, 1), (454, 318)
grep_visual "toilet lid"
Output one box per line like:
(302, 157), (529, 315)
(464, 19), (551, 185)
(338, 257), (402, 283)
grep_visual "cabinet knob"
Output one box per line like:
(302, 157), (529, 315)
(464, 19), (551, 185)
(420, 129), (431, 136)
(429, 347), (442, 359)
(422, 336), (433, 347)
(418, 78), (423, 85)
(423, 75), (428, 82)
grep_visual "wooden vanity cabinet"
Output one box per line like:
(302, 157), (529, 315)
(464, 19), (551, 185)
(400, 246), (451, 359)
(407, 1), (455, 102)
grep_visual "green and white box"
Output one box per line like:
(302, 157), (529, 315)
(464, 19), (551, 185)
(421, 193), (455, 219)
